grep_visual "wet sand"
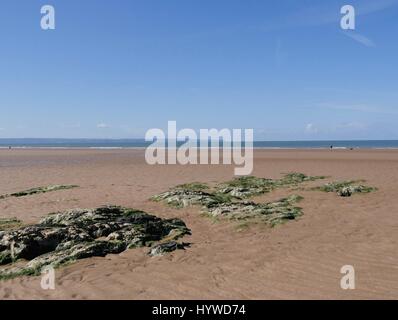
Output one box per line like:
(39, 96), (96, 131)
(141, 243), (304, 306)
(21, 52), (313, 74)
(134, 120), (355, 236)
(0, 148), (397, 299)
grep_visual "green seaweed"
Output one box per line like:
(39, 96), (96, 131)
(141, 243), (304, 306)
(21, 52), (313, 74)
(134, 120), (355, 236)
(0, 218), (22, 231)
(0, 185), (79, 200)
(175, 182), (209, 191)
(151, 188), (221, 208)
(279, 172), (326, 185)
(205, 194), (304, 227)
(216, 176), (275, 198)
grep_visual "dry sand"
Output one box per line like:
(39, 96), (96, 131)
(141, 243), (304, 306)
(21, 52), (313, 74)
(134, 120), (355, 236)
(0, 148), (397, 299)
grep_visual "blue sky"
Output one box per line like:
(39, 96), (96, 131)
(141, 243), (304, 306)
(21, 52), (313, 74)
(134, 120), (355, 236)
(0, 0), (397, 140)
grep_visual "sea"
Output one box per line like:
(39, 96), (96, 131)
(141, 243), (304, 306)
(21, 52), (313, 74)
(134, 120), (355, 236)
(1, 139), (398, 149)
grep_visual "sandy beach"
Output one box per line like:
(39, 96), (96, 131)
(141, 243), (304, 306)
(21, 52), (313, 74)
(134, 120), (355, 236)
(0, 148), (397, 300)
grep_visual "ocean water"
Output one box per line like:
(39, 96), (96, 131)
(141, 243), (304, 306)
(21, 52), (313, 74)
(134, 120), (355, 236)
(1, 139), (398, 149)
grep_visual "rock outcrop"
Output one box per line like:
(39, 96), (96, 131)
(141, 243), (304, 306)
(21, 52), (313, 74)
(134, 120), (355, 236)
(0, 206), (190, 279)
(153, 173), (323, 208)
(152, 174), (311, 226)
(214, 173), (324, 199)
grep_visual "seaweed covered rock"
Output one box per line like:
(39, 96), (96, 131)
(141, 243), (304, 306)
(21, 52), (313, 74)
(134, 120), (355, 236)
(153, 173), (323, 207)
(206, 195), (303, 227)
(279, 173), (326, 185)
(151, 189), (214, 208)
(216, 173), (325, 199)
(151, 182), (230, 208)
(151, 174), (318, 227)
(338, 185), (375, 197)
(0, 206), (190, 279)
(315, 181), (376, 197)
(216, 176), (275, 199)
(0, 185), (78, 200)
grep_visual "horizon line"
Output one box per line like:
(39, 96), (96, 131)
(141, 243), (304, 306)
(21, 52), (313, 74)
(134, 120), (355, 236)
(1, 138), (398, 142)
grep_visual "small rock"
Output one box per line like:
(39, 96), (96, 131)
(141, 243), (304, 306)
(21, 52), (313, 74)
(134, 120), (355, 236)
(338, 187), (353, 197)
(149, 241), (188, 257)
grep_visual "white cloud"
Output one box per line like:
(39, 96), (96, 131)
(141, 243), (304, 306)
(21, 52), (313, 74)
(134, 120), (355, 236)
(60, 123), (81, 129)
(97, 123), (110, 129)
(305, 123), (318, 134)
(316, 102), (398, 115)
(342, 32), (375, 47)
(357, 0), (398, 16)
(336, 122), (366, 130)
(253, 0), (398, 32)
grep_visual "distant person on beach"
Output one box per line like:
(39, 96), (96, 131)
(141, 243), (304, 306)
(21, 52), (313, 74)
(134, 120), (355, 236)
(330, 145), (333, 150)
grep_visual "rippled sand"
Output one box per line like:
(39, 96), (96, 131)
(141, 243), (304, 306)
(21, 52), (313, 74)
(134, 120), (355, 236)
(0, 148), (397, 299)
